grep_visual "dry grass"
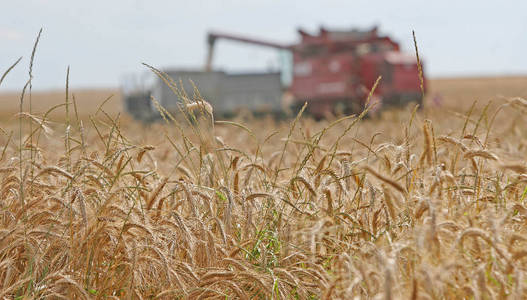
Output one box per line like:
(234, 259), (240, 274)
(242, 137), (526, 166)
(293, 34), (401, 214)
(2, 56), (527, 299)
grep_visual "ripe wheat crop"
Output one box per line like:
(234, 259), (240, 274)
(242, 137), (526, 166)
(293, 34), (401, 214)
(2, 40), (527, 299)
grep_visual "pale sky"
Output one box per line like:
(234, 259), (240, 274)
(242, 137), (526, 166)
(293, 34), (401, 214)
(1, 0), (526, 91)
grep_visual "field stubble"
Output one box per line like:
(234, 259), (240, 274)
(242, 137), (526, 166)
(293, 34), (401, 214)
(0, 76), (527, 299)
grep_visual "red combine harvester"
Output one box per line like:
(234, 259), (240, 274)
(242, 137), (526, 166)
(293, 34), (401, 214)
(206, 26), (425, 117)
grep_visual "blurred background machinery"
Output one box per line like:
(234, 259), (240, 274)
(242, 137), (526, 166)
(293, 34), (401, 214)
(123, 25), (425, 121)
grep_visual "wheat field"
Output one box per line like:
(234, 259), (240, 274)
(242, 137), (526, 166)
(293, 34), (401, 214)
(0, 73), (526, 299)
(0, 88), (121, 121)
